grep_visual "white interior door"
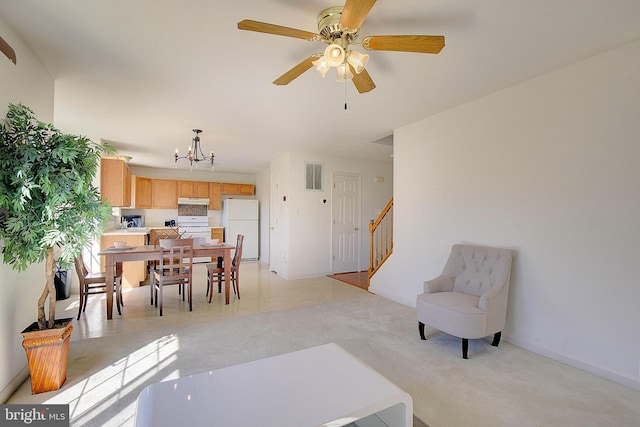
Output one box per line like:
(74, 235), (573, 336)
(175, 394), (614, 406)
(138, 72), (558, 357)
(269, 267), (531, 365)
(332, 173), (361, 274)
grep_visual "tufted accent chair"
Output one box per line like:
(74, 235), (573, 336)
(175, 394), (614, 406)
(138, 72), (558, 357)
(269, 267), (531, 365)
(416, 244), (513, 359)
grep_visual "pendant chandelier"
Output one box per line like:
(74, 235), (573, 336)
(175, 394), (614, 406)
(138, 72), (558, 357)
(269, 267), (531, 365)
(174, 129), (215, 170)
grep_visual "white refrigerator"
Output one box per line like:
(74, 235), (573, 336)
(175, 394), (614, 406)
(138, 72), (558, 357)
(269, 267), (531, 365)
(222, 199), (259, 260)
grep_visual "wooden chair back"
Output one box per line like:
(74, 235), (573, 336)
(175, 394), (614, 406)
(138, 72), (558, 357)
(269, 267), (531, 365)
(232, 234), (244, 267)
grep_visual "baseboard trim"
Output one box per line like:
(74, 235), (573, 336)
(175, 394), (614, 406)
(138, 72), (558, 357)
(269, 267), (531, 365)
(505, 335), (640, 392)
(0, 366), (29, 403)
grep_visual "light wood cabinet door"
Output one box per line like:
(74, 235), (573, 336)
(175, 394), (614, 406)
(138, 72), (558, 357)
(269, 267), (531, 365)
(100, 158), (131, 207)
(132, 176), (152, 209)
(152, 179), (178, 209)
(220, 182), (255, 195)
(238, 184), (255, 195)
(194, 181), (210, 198)
(209, 182), (222, 210)
(177, 180), (194, 198)
(100, 234), (146, 287)
(149, 228), (180, 246)
(220, 183), (239, 194)
(177, 180), (210, 198)
(211, 227), (224, 242)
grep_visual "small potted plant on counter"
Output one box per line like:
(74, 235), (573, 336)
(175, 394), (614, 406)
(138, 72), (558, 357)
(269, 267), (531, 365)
(0, 103), (113, 393)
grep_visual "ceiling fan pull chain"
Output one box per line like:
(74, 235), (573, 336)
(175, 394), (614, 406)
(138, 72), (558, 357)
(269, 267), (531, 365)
(344, 73), (348, 110)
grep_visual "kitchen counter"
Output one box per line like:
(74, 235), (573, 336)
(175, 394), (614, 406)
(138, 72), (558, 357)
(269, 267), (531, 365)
(102, 227), (150, 236)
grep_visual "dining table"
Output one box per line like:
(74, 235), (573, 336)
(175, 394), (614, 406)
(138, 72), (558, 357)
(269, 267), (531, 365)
(99, 243), (236, 320)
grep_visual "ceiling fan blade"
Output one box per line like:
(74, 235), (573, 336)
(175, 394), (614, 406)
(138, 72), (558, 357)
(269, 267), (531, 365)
(340, 0), (377, 30)
(238, 19), (319, 41)
(363, 35), (445, 54)
(350, 66), (376, 93)
(273, 55), (322, 85)
(0, 35), (17, 65)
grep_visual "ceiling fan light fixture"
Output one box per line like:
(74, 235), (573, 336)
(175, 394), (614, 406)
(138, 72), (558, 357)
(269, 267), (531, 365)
(347, 50), (369, 74)
(335, 63), (353, 82)
(312, 56), (331, 78)
(324, 43), (345, 67)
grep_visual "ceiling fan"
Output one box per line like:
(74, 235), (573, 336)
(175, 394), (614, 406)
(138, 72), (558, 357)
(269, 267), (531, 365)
(237, 0), (444, 94)
(0, 35), (17, 65)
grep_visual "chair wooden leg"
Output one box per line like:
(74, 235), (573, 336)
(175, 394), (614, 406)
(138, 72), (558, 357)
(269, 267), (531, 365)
(158, 283), (163, 316)
(115, 278), (122, 316)
(492, 331), (502, 347)
(418, 322), (426, 340)
(235, 271), (240, 299)
(150, 277), (154, 305)
(208, 272), (215, 303)
(77, 285), (85, 320)
(462, 338), (469, 359)
(81, 288), (89, 314)
(188, 280), (192, 311)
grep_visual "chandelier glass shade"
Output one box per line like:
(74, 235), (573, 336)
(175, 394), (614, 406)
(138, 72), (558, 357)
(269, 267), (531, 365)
(311, 56), (331, 78)
(346, 50), (369, 74)
(324, 43), (345, 67)
(313, 43), (369, 82)
(335, 63), (354, 82)
(174, 129), (215, 170)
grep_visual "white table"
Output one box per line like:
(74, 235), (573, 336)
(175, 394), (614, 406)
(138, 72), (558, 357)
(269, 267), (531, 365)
(135, 343), (413, 427)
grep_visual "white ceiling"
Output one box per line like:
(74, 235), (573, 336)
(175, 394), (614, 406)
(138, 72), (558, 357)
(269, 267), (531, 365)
(1, 0), (640, 173)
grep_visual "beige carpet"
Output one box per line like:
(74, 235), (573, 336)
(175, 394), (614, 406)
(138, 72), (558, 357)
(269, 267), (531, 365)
(8, 289), (640, 426)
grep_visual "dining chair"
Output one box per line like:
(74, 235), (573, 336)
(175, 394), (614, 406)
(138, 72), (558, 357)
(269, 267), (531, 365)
(206, 234), (244, 303)
(74, 252), (123, 320)
(151, 238), (194, 316)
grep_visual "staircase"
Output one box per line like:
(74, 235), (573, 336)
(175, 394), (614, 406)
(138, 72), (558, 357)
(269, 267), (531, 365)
(368, 198), (393, 282)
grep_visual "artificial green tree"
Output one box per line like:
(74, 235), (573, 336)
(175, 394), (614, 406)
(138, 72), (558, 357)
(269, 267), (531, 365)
(0, 103), (113, 329)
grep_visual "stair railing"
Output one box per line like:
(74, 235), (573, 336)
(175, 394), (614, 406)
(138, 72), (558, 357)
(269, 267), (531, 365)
(368, 198), (393, 279)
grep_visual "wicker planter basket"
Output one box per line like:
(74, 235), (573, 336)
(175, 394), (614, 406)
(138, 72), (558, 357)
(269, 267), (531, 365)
(21, 318), (73, 394)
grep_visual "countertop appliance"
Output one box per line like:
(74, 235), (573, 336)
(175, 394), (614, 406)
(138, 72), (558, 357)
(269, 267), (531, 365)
(121, 215), (144, 228)
(222, 199), (259, 260)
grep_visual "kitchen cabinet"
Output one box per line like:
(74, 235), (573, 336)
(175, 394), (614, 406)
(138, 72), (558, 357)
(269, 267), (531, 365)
(207, 182), (255, 210)
(194, 181), (210, 198)
(100, 158), (131, 207)
(177, 181), (192, 198)
(177, 180), (209, 198)
(149, 228), (180, 246)
(209, 183), (222, 210)
(100, 233), (146, 288)
(152, 179), (178, 209)
(211, 227), (224, 242)
(132, 176), (152, 209)
(220, 183), (254, 195)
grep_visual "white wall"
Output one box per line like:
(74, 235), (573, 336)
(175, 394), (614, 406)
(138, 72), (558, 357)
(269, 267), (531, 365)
(255, 167), (271, 264)
(272, 152), (393, 279)
(370, 40), (640, 389)
(0, 17), (55, 401)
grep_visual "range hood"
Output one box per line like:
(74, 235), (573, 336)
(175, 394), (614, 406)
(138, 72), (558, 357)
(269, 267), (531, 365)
(177, 197), (209, 206)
